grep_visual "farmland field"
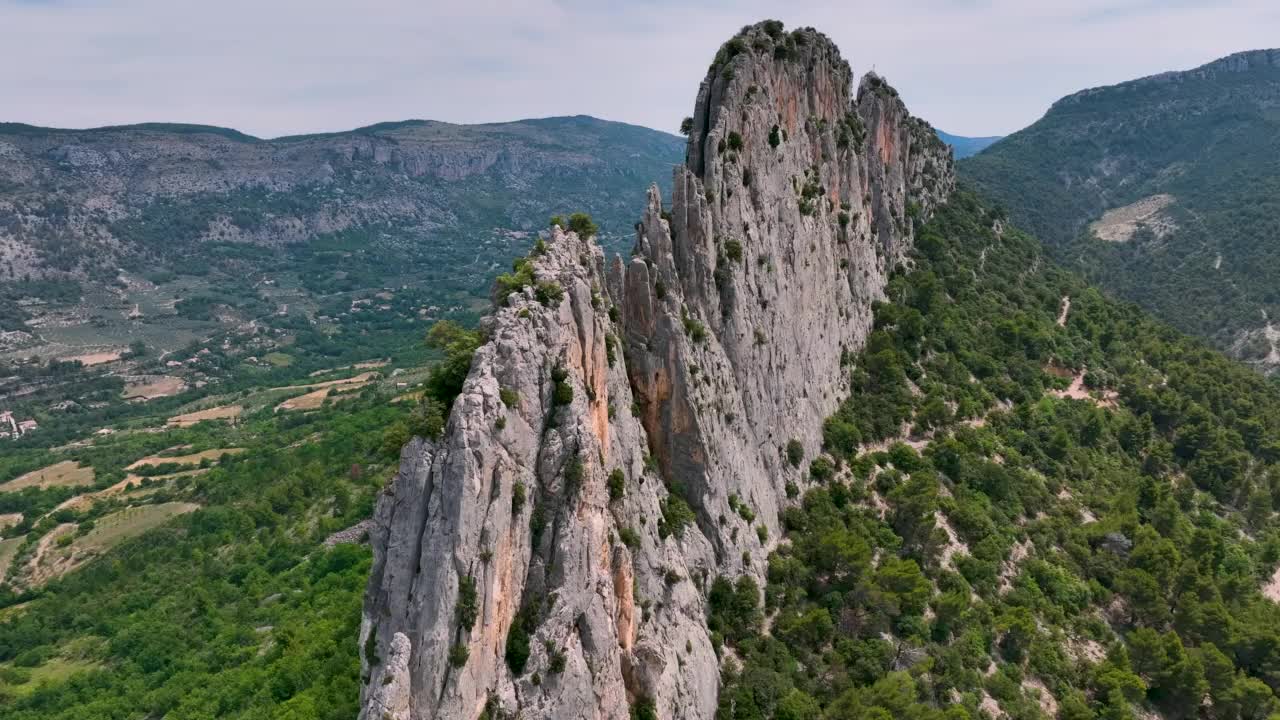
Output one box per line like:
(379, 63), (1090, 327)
(166, 404), (243, 427)
(1, 461), (95, 492)
(126, 448), (243, 470)
(0, 536), (23, 583)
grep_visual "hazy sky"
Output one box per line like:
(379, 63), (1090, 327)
(2, 0), (1276, 139)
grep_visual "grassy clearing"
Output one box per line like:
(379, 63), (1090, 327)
(294, 371), (379, 391)
(0, 658), (103, 697)
(275, 380), (369, 412)
(308, 361), (386, 377)
(270, 371), (371, 412)
(263, 352), (293, 367)
(1, 461), (95, 492)
(72, 503), (200, 555)
(0, 536), (24, 583)
(54, 469), (206, 514)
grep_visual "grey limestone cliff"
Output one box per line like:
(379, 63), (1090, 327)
(359, 22), (954, 720)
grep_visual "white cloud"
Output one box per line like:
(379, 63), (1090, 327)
(0, 0), (1275, 137)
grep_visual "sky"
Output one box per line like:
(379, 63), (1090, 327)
(1, 0), (1277, 139)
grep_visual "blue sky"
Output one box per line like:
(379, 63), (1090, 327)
(1, 0), (1275, 138)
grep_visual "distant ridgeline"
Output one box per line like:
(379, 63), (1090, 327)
(963, 49), (1280, 372)
(0, 115), (683, 317)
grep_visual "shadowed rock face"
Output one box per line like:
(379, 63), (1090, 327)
(359, 22), (953, 720)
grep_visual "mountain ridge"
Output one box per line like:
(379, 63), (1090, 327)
(8, 23), (1280, 720)
(1050, 47), (1280, 111)
(962, 45), (1280, 370)
(0, 114), (678, 144)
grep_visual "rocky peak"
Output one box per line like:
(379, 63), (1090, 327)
(1201, 48), (1280, 73)
(622, 19), (952, 576)
(360, 20), (953, 720)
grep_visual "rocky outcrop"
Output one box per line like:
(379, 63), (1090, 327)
(359, 21), (953, 720)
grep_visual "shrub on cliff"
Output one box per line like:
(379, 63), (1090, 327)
(567, 212), (598, 239)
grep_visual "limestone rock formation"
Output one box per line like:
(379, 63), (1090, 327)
(359, 21), (954, 720)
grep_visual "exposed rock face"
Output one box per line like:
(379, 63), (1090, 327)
(360, 22), (953, 720)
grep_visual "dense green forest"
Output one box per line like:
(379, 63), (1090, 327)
(963, 53), (1280, 354)
(715, 191), (1280, 719)
(0, 392), (408, 717)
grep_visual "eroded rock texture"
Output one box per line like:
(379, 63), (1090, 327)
(360, 22), (953, 720)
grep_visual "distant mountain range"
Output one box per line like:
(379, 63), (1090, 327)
(935, 130), (1002, 158)
(0, 115), (684, 348)
(0, 115), (683, 286)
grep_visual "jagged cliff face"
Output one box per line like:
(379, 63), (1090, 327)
(360, 23), (953, 720)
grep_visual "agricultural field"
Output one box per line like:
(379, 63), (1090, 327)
(126, 448), (244, 470)
(122, 375), (187, 400)
(56, 350), (122, 367)
(0, 462), (94, 492)
(0, 538), (22, 584)
(166, 404), (243, 427)
(0, 371), (414, 715)
(276, 382), (369, 412)
(0, 272), (436, 714)
(17, 502), (203, 586)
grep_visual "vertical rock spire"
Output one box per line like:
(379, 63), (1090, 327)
(360, 20), (953, 720)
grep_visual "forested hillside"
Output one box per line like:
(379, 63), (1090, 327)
(963, 49), (1280, 371)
